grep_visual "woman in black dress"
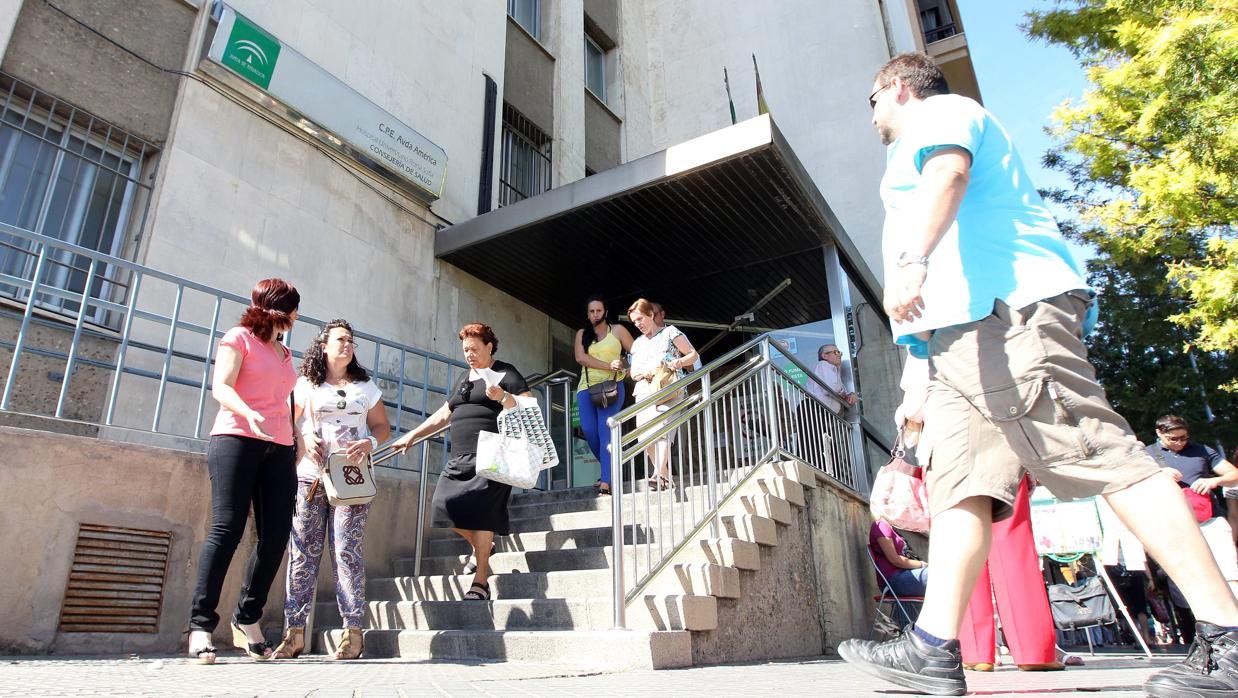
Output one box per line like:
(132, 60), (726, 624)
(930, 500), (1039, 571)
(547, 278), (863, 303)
(391, 323), (531, 601)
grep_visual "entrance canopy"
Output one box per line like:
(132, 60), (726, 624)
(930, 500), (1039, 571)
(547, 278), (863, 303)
(436, 115), (883, 330)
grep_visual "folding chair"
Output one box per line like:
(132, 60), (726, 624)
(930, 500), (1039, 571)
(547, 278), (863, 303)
(868, 548), (925, 638)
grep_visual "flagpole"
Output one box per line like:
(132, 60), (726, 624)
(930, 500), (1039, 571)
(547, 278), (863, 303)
(723, 67), (737, 125)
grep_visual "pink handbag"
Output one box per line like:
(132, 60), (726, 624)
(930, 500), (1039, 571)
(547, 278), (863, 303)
(869, 430), (931, 533)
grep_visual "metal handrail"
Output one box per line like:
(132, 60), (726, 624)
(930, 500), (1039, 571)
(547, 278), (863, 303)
(526, 367), (577, 389)
(0, 222), (466, 474)
(606, 334), (863, 629)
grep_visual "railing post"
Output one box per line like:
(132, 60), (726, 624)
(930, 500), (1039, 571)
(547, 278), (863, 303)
(151, 284), (185, 432)
(413, 439), (430, 577)
(759, 339), (780, 450)
(563, 380), (573, 488)
(105, 272), (143, 425)
(192, 296), (222, 438)
(2, 244), (49, 411)
(54, 258), (98, 417)
(701, 371), (719, 537)
(609, 418), (626, 629)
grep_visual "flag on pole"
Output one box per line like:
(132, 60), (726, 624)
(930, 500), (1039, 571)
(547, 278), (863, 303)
(723, 67), (737, 124)
(753, 54), (769, 115)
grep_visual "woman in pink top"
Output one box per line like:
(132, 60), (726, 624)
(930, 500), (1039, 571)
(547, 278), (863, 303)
(187, 278), (300, 664)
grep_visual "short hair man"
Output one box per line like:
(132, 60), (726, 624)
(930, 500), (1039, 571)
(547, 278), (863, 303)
(807, 344), (857, 414)
(839, 52), (1238, 698)
(1149, 415), (1238, 598)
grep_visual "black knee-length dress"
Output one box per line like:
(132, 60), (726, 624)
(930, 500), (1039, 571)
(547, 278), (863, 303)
(429, 360), (529, 535)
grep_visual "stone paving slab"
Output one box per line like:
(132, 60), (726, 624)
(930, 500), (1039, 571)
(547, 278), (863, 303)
(0, 652), (1178, 697)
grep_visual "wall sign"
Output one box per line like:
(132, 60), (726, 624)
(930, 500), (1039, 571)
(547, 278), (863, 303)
(204, 3), (447, 201)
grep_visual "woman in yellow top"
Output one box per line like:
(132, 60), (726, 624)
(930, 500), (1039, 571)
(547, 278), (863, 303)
(575, 295), (634, 495)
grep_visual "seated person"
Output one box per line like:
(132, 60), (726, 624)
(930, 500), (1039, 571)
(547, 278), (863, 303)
(871, 517), (929, 625)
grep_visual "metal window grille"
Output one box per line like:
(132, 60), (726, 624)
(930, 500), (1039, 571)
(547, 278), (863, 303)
(0, 71), (156, 328)
(499, 103), (552, 207)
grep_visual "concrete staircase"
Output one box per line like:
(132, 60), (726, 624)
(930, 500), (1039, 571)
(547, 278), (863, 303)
(312, 458), (820, 669)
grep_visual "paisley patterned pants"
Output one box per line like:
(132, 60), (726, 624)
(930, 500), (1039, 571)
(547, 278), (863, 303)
(284, 477), (371, 628)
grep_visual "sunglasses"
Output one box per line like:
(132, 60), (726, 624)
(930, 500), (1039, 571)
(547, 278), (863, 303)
(869, 83), (891, 109)
(457, 382), (472, 399)
(335, 389), (347, 410)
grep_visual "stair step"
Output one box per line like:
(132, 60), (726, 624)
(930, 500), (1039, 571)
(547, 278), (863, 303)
(721, 513), (778, 547)
(314, 597), (612, 631)
(404, 547), (616, 576)
(684, 537), (762, 570)
(313, 628), (693, 669)
(424, 525), (650, 557)
(508, 481), (716, 520)
(368, 569), (613, 602)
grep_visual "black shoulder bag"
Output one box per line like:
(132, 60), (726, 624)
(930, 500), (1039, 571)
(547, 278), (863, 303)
(585, 366), (620, 408)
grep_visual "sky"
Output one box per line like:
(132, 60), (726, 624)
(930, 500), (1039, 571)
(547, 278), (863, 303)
(954, 0), (1096, 261)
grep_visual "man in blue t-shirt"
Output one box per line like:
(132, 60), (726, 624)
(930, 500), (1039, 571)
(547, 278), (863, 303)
(839, 53), (1238, 698)
(1148, 415), (1238, 598)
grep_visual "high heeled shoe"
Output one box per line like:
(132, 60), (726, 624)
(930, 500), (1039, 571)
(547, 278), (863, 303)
(187, 630), (216, 665)
(333, 628), (364, 660)
(271, 627), (304, 659)
(231, 620), (273, 661)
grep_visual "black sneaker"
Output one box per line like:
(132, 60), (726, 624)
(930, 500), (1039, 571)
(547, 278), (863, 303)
(1145, 622), (1238, 698)
(837, 625), (966, 696)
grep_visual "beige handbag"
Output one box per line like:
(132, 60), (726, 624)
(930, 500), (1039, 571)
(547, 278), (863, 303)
(304, 389), (376, 507)
(650, 361), (684, 406)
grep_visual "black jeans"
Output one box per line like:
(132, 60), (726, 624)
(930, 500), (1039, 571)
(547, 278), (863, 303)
(189, 435), (296, 632)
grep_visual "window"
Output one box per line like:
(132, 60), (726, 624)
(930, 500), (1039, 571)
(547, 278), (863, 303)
(584, 35), (606, 101)
(508, 0), (540, 40)
(0, 72), (155, 324)
(499, 103), (551, 207)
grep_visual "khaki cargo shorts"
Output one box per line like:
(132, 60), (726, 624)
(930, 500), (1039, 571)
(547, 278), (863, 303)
(920, 290), (1161, 521)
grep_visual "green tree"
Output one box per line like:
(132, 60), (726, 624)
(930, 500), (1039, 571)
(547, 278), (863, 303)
(1080, 247), (1238, 451)
(1023, 0), (1238, 357)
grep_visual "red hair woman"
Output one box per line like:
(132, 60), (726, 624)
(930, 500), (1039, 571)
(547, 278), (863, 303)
(187, 278), (300, 664)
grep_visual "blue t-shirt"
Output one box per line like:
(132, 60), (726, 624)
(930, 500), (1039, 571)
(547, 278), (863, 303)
(1147, 442), (1226, 519)
(880, 94), (1089, 357)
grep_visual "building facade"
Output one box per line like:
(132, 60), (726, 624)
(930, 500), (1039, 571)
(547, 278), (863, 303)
(0, 0), (980, 487)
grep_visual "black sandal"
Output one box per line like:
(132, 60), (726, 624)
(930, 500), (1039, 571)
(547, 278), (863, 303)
(463, 581), (491, 600)
(231, 620), (273, 661)
(597, 480), (611, 496)
(190, 645), (217, 665)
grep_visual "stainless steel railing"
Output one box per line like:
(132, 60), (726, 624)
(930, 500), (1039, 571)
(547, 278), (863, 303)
(606, 333), (862, 627)
(0, 221), (465, 475)
(527, 368), (577, 490)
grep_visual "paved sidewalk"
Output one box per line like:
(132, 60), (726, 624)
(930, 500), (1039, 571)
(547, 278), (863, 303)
(0, 651), (1174, 697)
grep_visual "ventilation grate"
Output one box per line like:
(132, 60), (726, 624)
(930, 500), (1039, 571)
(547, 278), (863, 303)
(58, 524), (171, 633)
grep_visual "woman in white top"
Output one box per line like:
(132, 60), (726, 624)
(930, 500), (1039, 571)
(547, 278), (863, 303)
(272, 320), (390, 661)
(626, 298), (699, 490)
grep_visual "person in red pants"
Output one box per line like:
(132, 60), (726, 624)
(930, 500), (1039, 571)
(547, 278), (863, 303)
(958, 474), (1063, 671)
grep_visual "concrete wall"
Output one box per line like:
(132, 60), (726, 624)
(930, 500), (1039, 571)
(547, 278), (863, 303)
(805, 475), (881, 649)
(1, 0), (195, 143)
(584, 91), (620, 172)
(504, 18), (556, 134)
(689, 472), (876, 664)
(0, 425), (430, 654)
(617, 0), (894, 283)
(0, 0), (22, 63)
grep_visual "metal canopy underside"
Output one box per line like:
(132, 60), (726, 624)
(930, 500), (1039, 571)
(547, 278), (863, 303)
(436, 115), (882, 330)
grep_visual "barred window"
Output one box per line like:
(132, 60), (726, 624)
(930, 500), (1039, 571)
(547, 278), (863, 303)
(0, 72), (156, 324)
(499, 103), (551, 207)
